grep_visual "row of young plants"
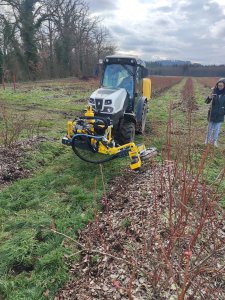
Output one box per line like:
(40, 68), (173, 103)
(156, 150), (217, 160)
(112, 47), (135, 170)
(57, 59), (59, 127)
(152, 77), (225, 203)
(150, 76), (183, 97)
(196, 77), (219, 89)
(181, 77), (196, 110)
(146, 77), (224, 297)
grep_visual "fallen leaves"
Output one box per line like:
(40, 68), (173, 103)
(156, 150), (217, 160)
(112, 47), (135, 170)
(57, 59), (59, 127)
(0, 136), (55, 188)
(56, 160), (225, 300)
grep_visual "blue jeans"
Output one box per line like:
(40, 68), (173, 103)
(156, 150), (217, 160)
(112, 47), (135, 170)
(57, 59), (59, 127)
(206, 122), (222, 144)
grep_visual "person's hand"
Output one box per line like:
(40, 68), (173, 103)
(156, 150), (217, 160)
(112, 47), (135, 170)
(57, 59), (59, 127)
(205, 95), (212, 104)
(208, 92), (217, 99)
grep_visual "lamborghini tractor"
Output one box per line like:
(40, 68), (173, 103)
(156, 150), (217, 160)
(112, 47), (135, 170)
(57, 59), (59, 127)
(62, 55), (153, 170)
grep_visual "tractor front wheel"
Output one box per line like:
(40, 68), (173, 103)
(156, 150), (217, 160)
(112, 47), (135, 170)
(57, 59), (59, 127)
(116, 119), (135, 145)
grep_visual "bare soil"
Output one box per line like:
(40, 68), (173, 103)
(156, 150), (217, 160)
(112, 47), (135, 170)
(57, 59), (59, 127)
(0, 137), (49, 188)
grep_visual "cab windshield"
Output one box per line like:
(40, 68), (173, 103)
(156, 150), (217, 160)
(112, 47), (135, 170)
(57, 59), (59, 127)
(102, 64), (134, 96)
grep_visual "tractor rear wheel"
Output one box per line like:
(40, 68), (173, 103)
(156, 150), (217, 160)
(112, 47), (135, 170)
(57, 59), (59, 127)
(136, 101), (148, 134)
(116, 119), (135, 145)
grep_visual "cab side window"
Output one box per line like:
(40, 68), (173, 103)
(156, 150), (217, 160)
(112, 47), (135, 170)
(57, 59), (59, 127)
(136, 66), (142, 95)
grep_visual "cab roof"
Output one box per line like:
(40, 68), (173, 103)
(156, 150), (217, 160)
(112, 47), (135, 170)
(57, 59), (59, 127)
(104, 55), (146, 68)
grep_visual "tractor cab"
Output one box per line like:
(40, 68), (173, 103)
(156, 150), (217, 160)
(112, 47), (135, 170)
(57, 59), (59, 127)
(100, 56), (149, 111)
(88, 55), (151, 144)
(102, 62), (134, 98)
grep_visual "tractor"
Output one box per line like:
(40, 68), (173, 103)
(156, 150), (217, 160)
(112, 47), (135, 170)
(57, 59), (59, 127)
(62, 55), (154, 170)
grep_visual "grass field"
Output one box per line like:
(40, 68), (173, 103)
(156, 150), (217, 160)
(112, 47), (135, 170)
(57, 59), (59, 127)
(0, 77), (224, 299)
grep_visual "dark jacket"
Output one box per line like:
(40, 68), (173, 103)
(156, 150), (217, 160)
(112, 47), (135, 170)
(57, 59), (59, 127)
(205, 80), (225, 123)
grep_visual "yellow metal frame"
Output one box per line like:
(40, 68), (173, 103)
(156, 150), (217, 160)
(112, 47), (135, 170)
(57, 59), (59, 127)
(98, 141), (145, 169)
(67, 106), (146, 169)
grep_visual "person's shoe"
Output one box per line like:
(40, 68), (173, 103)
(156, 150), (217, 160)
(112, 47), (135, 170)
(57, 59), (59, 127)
(214, 141), (218, 147)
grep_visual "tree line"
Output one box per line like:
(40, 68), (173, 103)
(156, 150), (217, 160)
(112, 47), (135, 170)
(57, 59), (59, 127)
(147, 61), (225, 77)
(0, 0), (116, 81)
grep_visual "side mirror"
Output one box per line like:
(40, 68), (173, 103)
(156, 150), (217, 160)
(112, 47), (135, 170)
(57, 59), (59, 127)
(98, 59), (103, 64)
(142, 67), (149, 78)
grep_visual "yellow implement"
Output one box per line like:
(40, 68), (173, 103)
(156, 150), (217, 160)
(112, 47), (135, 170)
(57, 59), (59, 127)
(62, 106), (153, 170)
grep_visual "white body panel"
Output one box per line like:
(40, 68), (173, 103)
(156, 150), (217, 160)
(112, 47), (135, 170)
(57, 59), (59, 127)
(89, 88), (127, 114)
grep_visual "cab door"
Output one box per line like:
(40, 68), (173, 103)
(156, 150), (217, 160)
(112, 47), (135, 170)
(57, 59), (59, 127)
(134, 66), (143, 109)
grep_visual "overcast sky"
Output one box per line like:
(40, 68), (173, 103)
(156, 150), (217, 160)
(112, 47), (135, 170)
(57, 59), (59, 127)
(87, 0), (225, 65)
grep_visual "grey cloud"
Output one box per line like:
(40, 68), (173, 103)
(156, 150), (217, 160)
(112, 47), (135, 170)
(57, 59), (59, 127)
(113, 31), (182, 56)
(177, 0), (224, 23)
(87, 0), (118, 12)
(210, 20), (225, 38)
(154, 18), (174, 27)
(121, 38), (150, 49)
(162, 1), (225, 44)
(140, 44), (180, 54)
(109, 25), (132, 36)
(157, 6), (173, 13)
(88, 0), (225, 64)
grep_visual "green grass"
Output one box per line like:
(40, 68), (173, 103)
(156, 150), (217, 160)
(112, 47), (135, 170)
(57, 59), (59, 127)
(0, 80), (98, 142)
(148, 78), (186, 150)
(0, 80), (129, 299)
(0, 143), (127, 299)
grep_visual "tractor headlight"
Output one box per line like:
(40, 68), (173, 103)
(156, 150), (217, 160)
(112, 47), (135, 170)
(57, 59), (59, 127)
(103, 107), (113, 113)
(105, 99), (112, 105)
(89, 98), (94, 103)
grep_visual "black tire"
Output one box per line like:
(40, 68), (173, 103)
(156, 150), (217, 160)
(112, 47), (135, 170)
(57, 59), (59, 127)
(71, 135), (118, 164)
(115, 119), (135, 145)
(136, 101), (148, 134)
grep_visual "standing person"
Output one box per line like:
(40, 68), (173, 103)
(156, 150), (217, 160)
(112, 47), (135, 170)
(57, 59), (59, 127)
(205, 78), (225, 147)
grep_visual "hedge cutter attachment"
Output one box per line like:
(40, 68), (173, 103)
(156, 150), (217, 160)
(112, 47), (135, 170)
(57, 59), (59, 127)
(62, 106), (156, 170)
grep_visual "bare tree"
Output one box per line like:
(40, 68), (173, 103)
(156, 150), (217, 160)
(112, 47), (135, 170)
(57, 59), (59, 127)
(0, 0), (116, 80)
(0, 0), (52, 79)
(48, 0), (115, 77)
